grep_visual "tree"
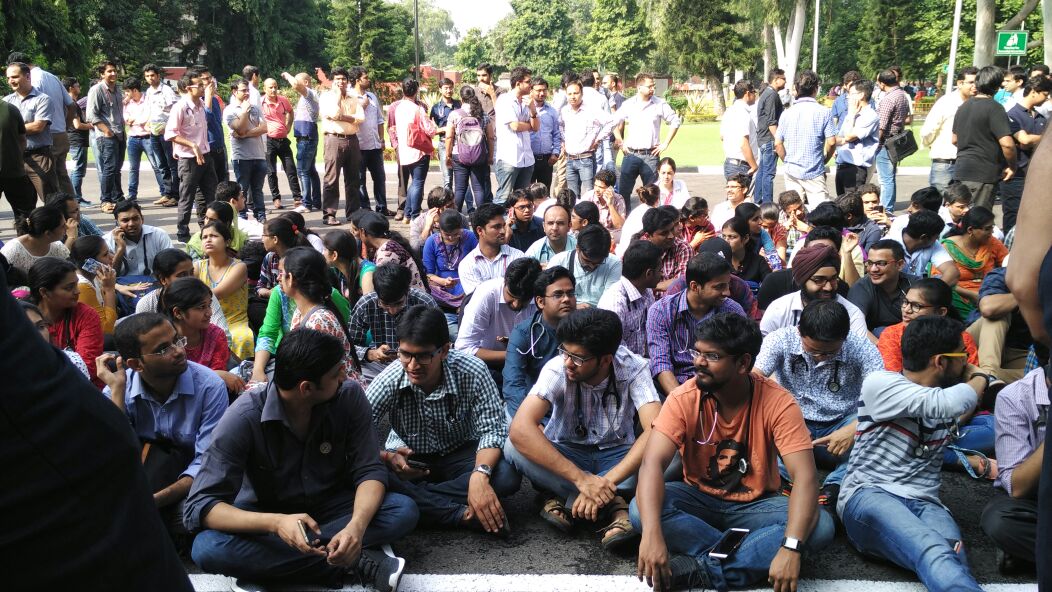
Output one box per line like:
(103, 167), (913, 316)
(974, 0), (1043, 66)
(501, 0), (578, 78)
(454, 27), (490, 75)
(588, 0), (655, 77)
(856, 0), (913, 77)
(772, 0), (809, 84)
(327, 0), (415, 80)
(397, 0), (458, 66)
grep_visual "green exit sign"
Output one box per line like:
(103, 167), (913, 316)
(997, 30), (1028, 56)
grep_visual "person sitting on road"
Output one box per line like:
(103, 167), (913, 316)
(506, 308), (662, 551)
(632, 206), (693, 293)
(1, 204), (70, 275)
(847, 239), (918, 333)
(410, 186), (468, 254)
(838, 316), (993, 592)
(504, 188), (545, 252)
(598, 240), (662, 358)
(422, 209), (478, 314)
(570, 200), (600, 235)
(135, 248), (230, 337)
(158, 277), (244, 394)
(184, 328), (417, 592)
(546, 225), (621, 308)
(526, 202), (577, 265)
(458, 203), (525, 296)
(366, 305), (522, 537)
(186, 200), (249, 260)
(103, 200), (173, 278)
(632, 313), (835, 592)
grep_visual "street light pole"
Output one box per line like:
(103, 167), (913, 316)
(948, 0), (963, 93)
(414, 0), (421, 80)
(812, 0), (820, 72)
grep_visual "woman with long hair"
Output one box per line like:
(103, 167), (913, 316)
(159, 277), (245, 393)
(445, 85), (496, 213)
(28, 257), (104, 387)
(937, 206), (1008, 318)
(69, 235), (118, 334)
(136, 248), (230, 336)
(735, 202), (784, 270)
(616, 184), (661, 257)
(721, 216), (771, 293)
(323, 229), (373, 308)
(281, 210), (325, 253)
(20, 299), (90, 378)
(257, 216), (309, 300)
(358, 211), (428, 292)
(194, 221), (253, 360)
(1, 205), (70, 274)
(279, 247), (361, 381)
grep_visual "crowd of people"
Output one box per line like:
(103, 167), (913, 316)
(2, 50), (1051, 592)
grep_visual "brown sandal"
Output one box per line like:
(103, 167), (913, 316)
(539, 497), (572, 533)
(597, 496), (637, 550)
(323, 213), (342, 226)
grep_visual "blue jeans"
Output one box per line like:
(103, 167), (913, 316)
(151, 134), (179, 199)
(504, 439), (637, 502)
(929, 161), (955, 195)
(191, 492), (418, 587)
(723, 159), (752, 183)
(69, 144), (88, 200)
(232, 159), (268, 222)
(494, 161), (534, 204)
(630, 482), (835, 591)
(295, 136), (321, 210)
(841, 487), (982, 592)
(565, 155), (596, 200)
(778, 414), (855, 487)
(359, 148), (387, 211)
(755, 141), (777, 204)
(942, 413), (995, 467)
(96, 135), (125, 204)
(875, 147), (897, 212)
(617, 152), (658, 209)
(452, 157), (489, 213)
(402, 155), (430, 221)
(126, 136), (166, 199)
(438, 140), (453, 189)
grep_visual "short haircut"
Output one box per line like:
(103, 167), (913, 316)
(397, 305), (450, 348)
(373, 263), (412, 302)
(777, 190), (803, 210)
(685, 253), (732, 287)
(572, 201), (600, 226)
(505, 257), (542, 300)
(976, 65), (1005, 96)
(476, 63), (493, 75)
(768, 68), (786, 83)
(113, 313), (172, 360)
(471, 203), (506, 233)
(635, 72), (654, 85)
(641, 206), (679, 235)
(556, 308), (622, 358)
(273, 328), (346, 390)
(901, 316), (965, 372)
(694, 313), (762, 370)
(348, 66), (366, 83)
(7, 62), (29, 76)
(112, 199), (143, 219)
(842, 70), (862, 86)
(680, 196), (709, 219)
(62, 77), (79, 91)
(95, 60), (116, 75)
(868, 239), (905, 261)
(242, 65), (260, 79)
(795, 70), (820, 97)
(1006, 65), (1027, 84)
(178, 71), (200, 92)
(509, 66), (532, 86)
(534, 265), (575, 296)
(594, 168), (616, 187)
(732, 79), (754, 100)
(440, 77), (454, 87)
(579, 71), (596, 87)
(401, 77), (419, 97)
(123, 76), (142, 92)
(215, 180), (242, 202)
(621, 240), (663, 279)
(1023, 74), (1052, 97)
(6, 51), (28, 64)
(575, 224), (611, 261)
(798, 300), (850, 342)
(727, 173), (750, 188)
(532, 76), (549, 89)
(142, 63), (162, 76)
(858, 183), (880, 197)
(877, 69), (898, 86)
(903, 210), (945, 240)
(506, 188), (530, 207)
(527, 182), (548, 201)
(545, 202), (571, 221)
(1031, 64), (1051, 76)
(910, 186), (944, 212)
(804, 226), (843, 251)
(427, 186), (454, 209)
(807, 202), (846, 231)
(853, 79), (874, 101)
(331, 66), (350, 79)
(943, 182), (972, 205)
(836, 191), (864, 220)
(956, 66), (979, 81)
(564, 80), (583, 93)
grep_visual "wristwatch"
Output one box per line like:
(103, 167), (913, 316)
(967, 372), (992, 391)
(473, 464), (492, 477)
(781, 536), (803, 553)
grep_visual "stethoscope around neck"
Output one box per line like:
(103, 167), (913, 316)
(696, 387), (753, 477)
(790, 354), (842, 393)
(573, 374), (623, 439)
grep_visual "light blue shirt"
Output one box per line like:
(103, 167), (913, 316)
(105, 361), (229, 480)
(775, 97), (835, 180)
(30, 66), (72, 140)
(546, 250), (622, 307)
(529, 102), (562, 156)
(4, 88), (53, 150)
(835, 106), (880, 167)
(525, 233), (576, 265)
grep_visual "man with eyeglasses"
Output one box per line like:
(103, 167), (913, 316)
(546, 225), (622, 308)
(838, 315), (992, 592)
(709, 173), (751, 233)
(648, 253), (747, 398)
(503, 265), (577, 418)
(503, 189), (545, 252)
(756, 300), (883, 510)
(848, 239), (917, 332)
(165, 70), (218, 243)
(599, 241), (663, 358)
(224, 79), (269, 223)
(349, 263), (439, 382)
(367, 305), (521, 537)
(762, 243), (873, 343)
(96, 313), (228, 549)
(506, 308), (662, 551)
(920, 67), (978, 194)
(633, 312), (834, 592)
(456, 258), (542, 382)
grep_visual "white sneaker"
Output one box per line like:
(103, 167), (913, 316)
(293, 205), (311, 214)
(229, 577), (270, 592)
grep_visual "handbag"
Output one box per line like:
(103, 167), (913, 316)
(405, 107), (435, 154)
(884, 128), (918, 164)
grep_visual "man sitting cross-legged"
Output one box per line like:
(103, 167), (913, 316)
(185, 329), (418, 592)
(505, 307), (662, 551)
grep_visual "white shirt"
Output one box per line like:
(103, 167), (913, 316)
(884, 223), (953, 277)
(760, 291), (869, 338)
(559, 102), (614, 156)
(494, 92), (536, 168)
(615, 204), (652, 257)
(919, 92), (966, 160)
(710, 199), (750, 232)
(457, 244), (525, 296)
(103, 225), (173, 276)
(612, 95), (682, 150)
(455, 277), (536, 356)
(658, 179), (690, 209)
(720, 99), (757, 161)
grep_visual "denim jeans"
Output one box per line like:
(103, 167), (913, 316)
(191, 492), (418, 587)
(875, 147), (897, 212)
(69, 144), (88, 200)
(841, 487), (982, 592)
(723, 159), (753, 184)
(503, 439), (637, 503)
(942, 413), (995, 467)
(617, 152), (658, 209)
(452, 157), (489, 213)
(565, 155), (596, 200)
(359, 148), (387, 211)
(778, 414), (855, 487)
(232, 159), (269, 222)
(126, 136), (166, 199)
(929, 161), (955, 195)
(438, 140), (453, 189)
(295, 136), (321, 210)
(96, 135), (126, 204)
(630, 482), (836, 591)
(494, 161), (534, 204)
(151, 134), (179, 199)
(401, 155), (431, 221)
(755, 141), (777, 204)
(383, 440), (521, 527)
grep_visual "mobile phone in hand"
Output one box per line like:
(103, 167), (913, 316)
(82, 258), (105, 275)
(406, 459), (430, 471)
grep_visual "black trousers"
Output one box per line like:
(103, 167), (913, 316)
(835, 162), (868, 196)
(532, 153), (554, 190)
(265, 137), (301, 201)
(981, 493), (1037, 562)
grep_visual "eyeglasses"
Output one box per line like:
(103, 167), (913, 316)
(397, 347), (442, 366)
(144, 336), (188, 358)
(544, 290), (575, 300)
(808, 275), (838, 287)
(902, 299), (934, 313)
(558, 346), (595, 367)
(726, 184), (744, 190)
(690, 350), (727, 363)
(379, 297), (407, 310)
(864, 259), (898, 269)
(514, 204), (534, 211)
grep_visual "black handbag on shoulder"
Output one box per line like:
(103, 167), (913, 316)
(885, 128), (918, 163)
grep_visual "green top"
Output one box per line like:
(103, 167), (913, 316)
(185, 216), (249, 259)
(254, 285), (350, 354)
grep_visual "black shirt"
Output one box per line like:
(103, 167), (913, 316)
(1007, 103), (1047, 174)
(952, 96), (1013, 183)
(757, 268), (850, 311)
(756, 86), (784, 145)
(507, 216), (545, 253)
(847, 273), (916, 330)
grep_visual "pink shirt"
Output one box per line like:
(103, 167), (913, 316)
(123, 95), (150, 137)
(164, 96), (209, 159)
(261, 95), (293, 139)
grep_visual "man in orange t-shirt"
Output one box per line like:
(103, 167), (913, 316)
(631, 313), (835, 592)
(261, 77), (302, 209)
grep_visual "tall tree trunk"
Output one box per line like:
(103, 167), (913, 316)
(1045, 0), (1052, 65)
(1002, 0), (1040, 29)
(974, 0), (996, 67)
(778, 0), (808, 84)
(709, 74), (727, 115)
(763, 23), (773, 81)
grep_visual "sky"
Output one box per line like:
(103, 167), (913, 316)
(433, 0), (512, 37)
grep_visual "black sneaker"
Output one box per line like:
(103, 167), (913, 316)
(353, 545), (405, 592)
(997, 549), (1036, 576)
(818, 483), (840, 508)
(667, 553), (711, 590)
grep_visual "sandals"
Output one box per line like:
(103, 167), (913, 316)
(272, 198), (283, 210)
(100, 202), (115, 213)
(323, 213), (342, 226)
(597, 496), (637, 550)
(948, 446), (998, 480)
(539, 497), (572, 533)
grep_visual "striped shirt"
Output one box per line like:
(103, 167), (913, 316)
(458, 244), (525, 296)
(647, 291), (747, 383)
(837, 371), (979, 515)
(597, 277), (655, 358)
(365, 349), (508, 455)
(993, 368), (1049, 496)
